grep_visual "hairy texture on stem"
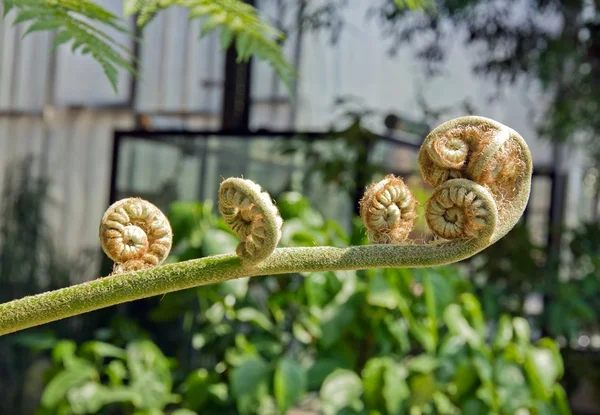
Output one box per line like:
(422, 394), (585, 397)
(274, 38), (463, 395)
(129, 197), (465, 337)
(359, 175), (417, 243)
(0, 116), (532, 336)
(219, 177), (283, 264)
(99, 198), (172, 273)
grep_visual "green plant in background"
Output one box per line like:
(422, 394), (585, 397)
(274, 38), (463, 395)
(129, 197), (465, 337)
(0, 157), (69, 302)
(36, 339), (192, 415)
(0, 157), (73, 413)
(472, 221), (600, 342)
(278, 97), (385, 212)
(461, 216), (600, 410)
(35, 193), (570, 414)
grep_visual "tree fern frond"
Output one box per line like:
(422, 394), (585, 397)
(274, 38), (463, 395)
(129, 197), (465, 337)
(6, 0), (135, 93)
(123, 0), (167, 28)
(125, 0), (295, 92)
(6, 0), (294, 94)
(184, 0), (295, 93)
(394, 0), (435, 11)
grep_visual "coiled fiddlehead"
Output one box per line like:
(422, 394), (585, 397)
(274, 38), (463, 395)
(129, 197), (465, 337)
(219, 178), (283, 264)
(359, 116), (528, 255)
(359, 175), (417, 243)
(425, 179), (496, 240)
(99, 198), (172, 273)
(0, 116), (532, 336)
(418, 116), (530, 245)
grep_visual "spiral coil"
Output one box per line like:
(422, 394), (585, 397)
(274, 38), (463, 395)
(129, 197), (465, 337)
(359, 175), (417, 243)
(99, 198), (172, 273)
(219, 178), (283, 264)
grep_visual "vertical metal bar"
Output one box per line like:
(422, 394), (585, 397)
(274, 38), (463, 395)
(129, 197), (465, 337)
(268, 0), (286, 123)
(108, 132), (122, 205)
(288, 0), (306, 127)
(156, 11), (169, 115)
(220, 0), (255, 130)
(100, 131), (124, 278)
(547, 143), (564, 254)
(197, 137), (209, 200)
(127, 18), (142, 113)
(180, 15), (192, 114)
(221, 52), (253, 130)
(0, 3), (4, 98)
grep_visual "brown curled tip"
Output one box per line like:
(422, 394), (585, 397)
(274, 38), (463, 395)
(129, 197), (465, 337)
(425, 179), (496, 240)
(99, 198), (172, 274)
(419, 116), (531, 243)
(360, 175), (417, 244)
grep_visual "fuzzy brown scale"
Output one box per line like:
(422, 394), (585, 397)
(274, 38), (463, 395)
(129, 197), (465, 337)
(99, 198), (172, 273)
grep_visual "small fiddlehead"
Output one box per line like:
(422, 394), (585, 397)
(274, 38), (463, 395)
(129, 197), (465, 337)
(425, 179), (496, 240)
(219, 178), (283, 264)
(359, 175), (417, 243)
(99, 198), (173, 273)
(0, 116), (533, 336)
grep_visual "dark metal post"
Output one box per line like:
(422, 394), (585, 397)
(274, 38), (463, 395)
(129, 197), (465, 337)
(547, 143), (565, 255)
(220, 0), (254, 130)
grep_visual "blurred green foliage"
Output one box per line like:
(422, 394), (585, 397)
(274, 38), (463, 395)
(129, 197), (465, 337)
(32, 193), (569, 414)
(473, 221), (600, 342)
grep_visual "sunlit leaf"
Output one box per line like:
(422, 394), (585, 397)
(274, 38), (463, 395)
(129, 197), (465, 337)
(408, 373), (436, 406)
(181, 369), (210, 411)
(236, 307), (275, 333)
(493, 315), (513, 350)
(274, 358), (306, 413)
(367, 274), (398, 309)
(320, 369), (364, 415)
(307, 358), (346, 390)
(407, 355), (438, 374)
(41, 364), (98, 408)
(231, 359), (272, 398)
(67, 382), (141, 414)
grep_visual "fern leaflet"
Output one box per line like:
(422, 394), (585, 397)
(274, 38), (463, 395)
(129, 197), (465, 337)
(124, 0), (295, 93)
(5, 0), (135, 93)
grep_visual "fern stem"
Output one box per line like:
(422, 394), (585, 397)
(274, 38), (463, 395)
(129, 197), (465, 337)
(0, 240), (490, 336)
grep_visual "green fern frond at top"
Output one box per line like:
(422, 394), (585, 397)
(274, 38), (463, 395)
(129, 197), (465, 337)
(394, 0), (435, 10)
(124, 0), (295, 93)
(4, 0), (135, 93)
(123, 0), (165, 27)
(3, 0), (427, 95)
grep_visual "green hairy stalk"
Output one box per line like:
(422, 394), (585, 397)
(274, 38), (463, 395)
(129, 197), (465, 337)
(0, 116), (533, 336)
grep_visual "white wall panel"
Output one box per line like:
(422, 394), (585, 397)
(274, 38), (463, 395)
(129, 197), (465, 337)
(53, 0), (133, 106)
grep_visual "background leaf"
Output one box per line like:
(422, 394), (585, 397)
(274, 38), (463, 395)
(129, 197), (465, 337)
(274, 358), (307, 413)
(320, 369), (363, 415)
